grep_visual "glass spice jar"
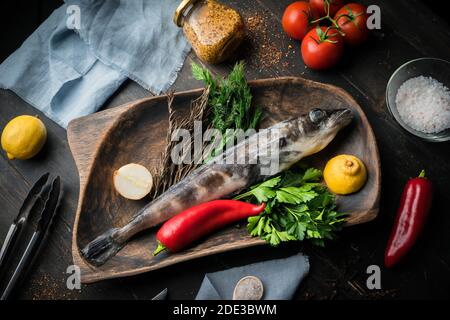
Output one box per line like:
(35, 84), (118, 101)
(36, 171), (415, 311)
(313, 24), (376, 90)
(174, 0), (245, 64)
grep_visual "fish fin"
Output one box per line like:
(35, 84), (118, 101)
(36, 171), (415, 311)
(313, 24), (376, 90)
(81, 228), (124, 266)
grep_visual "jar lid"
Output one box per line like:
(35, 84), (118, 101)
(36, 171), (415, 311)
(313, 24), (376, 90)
(173, 0), (200, 27)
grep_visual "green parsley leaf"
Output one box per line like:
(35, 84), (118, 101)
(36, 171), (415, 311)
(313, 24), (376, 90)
(234, 176), (281, 201)
(236, 166), (347, 247)
(302, 168), (323, 182)
(276, 187), (318, 204)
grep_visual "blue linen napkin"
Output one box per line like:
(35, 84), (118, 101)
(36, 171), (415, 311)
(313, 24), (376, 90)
(195, 253), (310, 300)
(0, 0), (190, 128)
(66, 0), (191, 93)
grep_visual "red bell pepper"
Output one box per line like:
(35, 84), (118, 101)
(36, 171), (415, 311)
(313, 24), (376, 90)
(384, 170), (433, 268)
(153, 200), (266, 255)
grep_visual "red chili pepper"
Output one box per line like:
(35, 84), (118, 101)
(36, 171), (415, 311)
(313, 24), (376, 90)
(384, 170), (433, 268)
(153, 200), (266, 255)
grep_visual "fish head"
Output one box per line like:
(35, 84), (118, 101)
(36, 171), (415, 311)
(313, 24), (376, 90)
(275, 108), (353, 170)
(306, 108), (353, 134)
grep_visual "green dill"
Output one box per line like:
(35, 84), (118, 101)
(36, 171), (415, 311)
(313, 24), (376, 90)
(192, 61), (263, 137)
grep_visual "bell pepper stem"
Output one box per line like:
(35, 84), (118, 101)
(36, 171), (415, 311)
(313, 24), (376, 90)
(419, 170), (426, 178)
(153, 242), (167, 256)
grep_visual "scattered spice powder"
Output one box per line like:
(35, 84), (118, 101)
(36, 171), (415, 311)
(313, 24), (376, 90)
(242, 10), (293, 72)
(244, 13), (281, 69)
(28, 273), (77, 300)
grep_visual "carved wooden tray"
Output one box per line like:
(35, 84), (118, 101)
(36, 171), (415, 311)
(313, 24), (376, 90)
(67, 77), (380, 283)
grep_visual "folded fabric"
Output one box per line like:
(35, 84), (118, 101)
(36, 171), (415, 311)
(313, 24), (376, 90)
(0, 0), (190, 128)
(195, 253), (310, 300)
(66, 0), (191, 93)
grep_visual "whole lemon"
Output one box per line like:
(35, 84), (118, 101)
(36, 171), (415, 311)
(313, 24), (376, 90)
(1, 115), (47, 160)
(324, 154), (367, 195)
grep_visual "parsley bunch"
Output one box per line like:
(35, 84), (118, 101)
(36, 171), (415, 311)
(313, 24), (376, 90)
(235, 167), (346, 247)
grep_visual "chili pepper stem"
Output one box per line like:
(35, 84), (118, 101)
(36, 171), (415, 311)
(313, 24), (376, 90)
(153, 242), (167, 256)
(419, 170), (426, 178)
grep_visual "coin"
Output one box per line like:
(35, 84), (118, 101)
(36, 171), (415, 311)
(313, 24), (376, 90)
(232, 276), (264, 300)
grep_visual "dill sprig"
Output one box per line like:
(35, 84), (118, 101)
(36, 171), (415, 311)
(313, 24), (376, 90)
(192, 62), (263, 134)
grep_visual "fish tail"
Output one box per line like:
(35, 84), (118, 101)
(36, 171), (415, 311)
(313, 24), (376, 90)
(81, 228), (124, 266)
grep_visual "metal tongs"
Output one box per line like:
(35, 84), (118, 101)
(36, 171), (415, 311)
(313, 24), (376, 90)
(0, 173), (62, 300)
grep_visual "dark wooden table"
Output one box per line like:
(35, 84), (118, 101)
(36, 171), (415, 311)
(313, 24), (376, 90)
(0, 0), (449, 300)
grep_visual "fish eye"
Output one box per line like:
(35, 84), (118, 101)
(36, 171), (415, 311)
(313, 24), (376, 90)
(309, 109), (326, 124)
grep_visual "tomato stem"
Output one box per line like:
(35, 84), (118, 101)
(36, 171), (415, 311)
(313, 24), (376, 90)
(309, 3), (346, 37)
(311, 0), (332, 24)
(310, 16), (328, 24)
(325, 0), (331, 17)
(334, 13), (353, 24)
(419, 170), (426, 178)
(313, 25), (342, 44)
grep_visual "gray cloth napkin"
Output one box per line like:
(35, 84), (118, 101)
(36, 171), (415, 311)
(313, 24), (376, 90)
(195, 253), (309, 300)
(0, 0), (190, 127)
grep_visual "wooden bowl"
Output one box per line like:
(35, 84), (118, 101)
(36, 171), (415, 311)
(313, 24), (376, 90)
(67, 77), (381, 283)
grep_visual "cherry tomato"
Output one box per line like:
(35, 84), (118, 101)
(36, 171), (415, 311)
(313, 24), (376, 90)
(301, 26), (344, 70)
(310, 0), (344, 17)
(334, 3), (369, 46)
(282, 1), (316, 40)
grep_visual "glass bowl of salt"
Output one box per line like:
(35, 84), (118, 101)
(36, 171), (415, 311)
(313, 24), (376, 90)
(386, 57), (450, 142)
